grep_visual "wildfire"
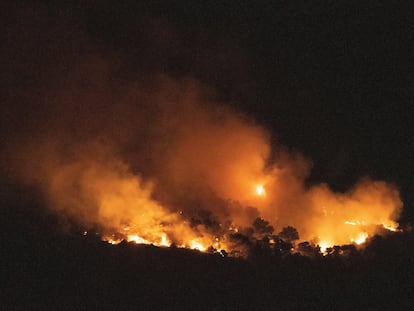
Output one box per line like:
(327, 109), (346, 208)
(10, 76), (403, 258)
(93, 174), (402, 256)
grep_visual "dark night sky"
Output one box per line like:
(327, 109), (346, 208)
(1, 1), (413, 221)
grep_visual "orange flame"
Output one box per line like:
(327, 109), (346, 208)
(255, 184), (265, 197)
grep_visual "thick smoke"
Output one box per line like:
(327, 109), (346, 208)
(2, 56), (402, 251)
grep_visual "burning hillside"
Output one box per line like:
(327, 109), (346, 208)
(2, 3), (414, 311)
(3, 63), (402, 256)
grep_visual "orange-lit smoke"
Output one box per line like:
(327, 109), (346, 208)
(3, 63), (402, 254)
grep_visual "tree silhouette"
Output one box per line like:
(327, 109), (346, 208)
(252, 217), (274, 238)
(278, 226), (299, 244)
(297, 241), (321, 257)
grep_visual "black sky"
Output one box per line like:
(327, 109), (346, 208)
(1, 1), (413, 221)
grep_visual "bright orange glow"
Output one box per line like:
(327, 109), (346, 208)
(189, 240), (207, 252)
(351, 232), (369, 245)
(382, 223), (399, 232)
(160, 235), (170, 247)
(319, 241), (331, 254)
(256, 184), (265, 196)
(127, 234), (150, 245)
(8, 76), (403, 257)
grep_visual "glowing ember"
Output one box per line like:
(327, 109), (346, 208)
(106, 238), (122, 245)
(344, 221), (357, 226)
(255, 184), (265, 196)
(344, 220), (366, 226)
(382, 223), (399, 232)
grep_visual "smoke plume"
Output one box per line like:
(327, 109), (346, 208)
(2, 55), (402, 253)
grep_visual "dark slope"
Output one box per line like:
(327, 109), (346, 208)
(1, 189), (414, 310)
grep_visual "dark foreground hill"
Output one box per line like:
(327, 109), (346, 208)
(1, 193), (414, 310)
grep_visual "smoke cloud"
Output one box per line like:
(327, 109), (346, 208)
(2, 54), (402, 252)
